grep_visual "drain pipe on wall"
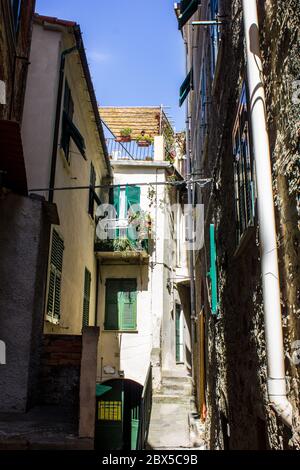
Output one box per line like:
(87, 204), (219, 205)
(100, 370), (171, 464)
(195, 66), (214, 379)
(242, 0), (293, 428)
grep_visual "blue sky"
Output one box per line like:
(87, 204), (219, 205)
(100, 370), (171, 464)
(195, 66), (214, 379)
(35, 0), (186, 131)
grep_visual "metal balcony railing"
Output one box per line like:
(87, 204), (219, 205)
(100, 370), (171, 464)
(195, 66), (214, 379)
(106, 138), (154, 161)
(137, 365), (152, 450)
(95, 217), (150, 254)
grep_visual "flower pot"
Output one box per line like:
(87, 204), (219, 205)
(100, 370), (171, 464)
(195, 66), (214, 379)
(115, 136), (131, 143)
(137, 140), (150, 147)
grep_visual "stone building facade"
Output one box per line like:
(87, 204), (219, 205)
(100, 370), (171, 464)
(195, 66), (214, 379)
(177, 0), (300, 449)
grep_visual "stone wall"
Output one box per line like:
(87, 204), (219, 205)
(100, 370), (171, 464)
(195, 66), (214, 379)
(194, 0), (300, 450)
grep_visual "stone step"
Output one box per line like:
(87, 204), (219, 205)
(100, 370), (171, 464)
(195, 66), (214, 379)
(161, 376), (193, 387)
(152, 394), (192, 405)
(160, 384), (193, 396)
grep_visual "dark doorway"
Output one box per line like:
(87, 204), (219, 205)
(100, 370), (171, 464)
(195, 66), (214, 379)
(95, 379), (143, 450)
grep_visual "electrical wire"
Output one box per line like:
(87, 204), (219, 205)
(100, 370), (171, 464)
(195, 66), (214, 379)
(28, 178), (212, 193)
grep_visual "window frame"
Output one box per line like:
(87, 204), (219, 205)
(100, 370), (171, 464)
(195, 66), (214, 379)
(46, 229), (64, 324)
(82, 268), (91, 328)
(232, 83), (256, 250)
(104, 278), (137, 332)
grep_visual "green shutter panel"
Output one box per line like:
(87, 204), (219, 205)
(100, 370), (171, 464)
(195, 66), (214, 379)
(82, 268), (91, 328)
(126, 186), (141, 243)
(178, 0), (200, 29)
(47, 230), (64, 321)
(179, 69), (193, 107)
(105, 280), (119, 330)
(119, 287), (137, 330)
(208, 224), (218, 315)
(109, 186), (121, 218)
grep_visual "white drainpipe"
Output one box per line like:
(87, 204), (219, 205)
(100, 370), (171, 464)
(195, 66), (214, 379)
(242, 0), (293, 428)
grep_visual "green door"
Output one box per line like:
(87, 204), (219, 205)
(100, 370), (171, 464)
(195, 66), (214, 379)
(131, 405), (139, 450)
(95, 381), (123, 450)
(95, 380), (143, 450)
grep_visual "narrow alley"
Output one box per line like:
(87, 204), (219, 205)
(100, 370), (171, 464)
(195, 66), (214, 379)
(0, 0), (299, 457)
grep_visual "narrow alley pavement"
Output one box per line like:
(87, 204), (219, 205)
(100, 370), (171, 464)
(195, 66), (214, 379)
(147, 372), (206, 450)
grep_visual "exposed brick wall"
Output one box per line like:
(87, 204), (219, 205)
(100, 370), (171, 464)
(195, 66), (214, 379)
(37, 335), (82, 413)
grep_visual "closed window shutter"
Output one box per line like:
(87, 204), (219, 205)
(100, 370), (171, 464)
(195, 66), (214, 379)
(82, 268), (91, 328)
(126, 186), (141, 243)
(89, 163), (96, 217)
(179, 69), (193, 107)
(119, 281), (137, 330)
(178, 0), (200, 29)
(208, 224), (218, 315)
(47, 230), (64, 321)
(105, 280), (119, 330)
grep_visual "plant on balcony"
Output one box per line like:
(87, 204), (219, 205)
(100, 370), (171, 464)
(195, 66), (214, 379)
(135, 132), (154, 147)
(128, 210), (152, 250)
(115, 128), (132, 143)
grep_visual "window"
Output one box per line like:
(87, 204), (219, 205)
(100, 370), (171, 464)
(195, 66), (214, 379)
(82, 268), (91, 328)
(233, 84), (256, 245)
(10, 0), (21, 34)
(105, 279), (137, 331)
(47, 230), (64, 323)
(210, 0), (220, 77)
(109, 185), (141, 240)
(207, 224), (218, 315)
(178, 0), (200, 30)
(179, 69), (193, 107)
(200, 63), (207, 137)
(61, 80), (86, 162)
(88, 163), (101, 218)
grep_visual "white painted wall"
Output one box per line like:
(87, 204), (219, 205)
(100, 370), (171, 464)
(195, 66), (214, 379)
(22, 23), (108, 335)
(97, 161), (191, 387)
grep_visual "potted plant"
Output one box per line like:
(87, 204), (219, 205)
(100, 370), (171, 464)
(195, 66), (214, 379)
(135, 132), (154, 147)
(115, 128), (132, 143)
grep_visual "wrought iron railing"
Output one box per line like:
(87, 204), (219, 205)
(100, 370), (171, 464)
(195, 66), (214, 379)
(95, 217), (150, 254)
(137, 364), (152, 450)
(106, 138), (154, 161)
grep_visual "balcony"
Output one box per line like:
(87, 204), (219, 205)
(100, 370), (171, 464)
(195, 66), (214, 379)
(95, 216), (150, 261)
(106, 138), (154, 162)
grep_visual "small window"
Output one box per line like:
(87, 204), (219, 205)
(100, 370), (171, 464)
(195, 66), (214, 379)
(61, 81), (74, 162)
(47, 230), (64, 323)
(61, 80), (86, 162)
(88, 163), (101, 218)
(210, 0), (220, 77)
(105, 279), (137, 331)
(10, 0), (21, 34)
(233, 84), (256, 245)
(82, 268), (91, 328)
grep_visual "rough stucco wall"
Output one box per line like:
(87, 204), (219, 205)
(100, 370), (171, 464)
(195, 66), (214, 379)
(195, 0), (300, 450)
(0, 193), (51, 412)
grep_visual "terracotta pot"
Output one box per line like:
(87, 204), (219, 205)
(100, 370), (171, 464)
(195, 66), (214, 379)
(115, 136), (131, 143)
(137, 140), (150, 147)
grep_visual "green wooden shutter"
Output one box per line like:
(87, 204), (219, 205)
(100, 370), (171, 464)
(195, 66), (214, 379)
(178, 0), (200, 29)
(47, 230), (64, 321)
(82, 268), (91, 328)
(179, 69), (193, 107)
(89, 163), (96, 217)
(119, 280), (137, 330)
(207, 224), (218, 315)
(105, 280), (119, 330)
(126, 186), (141, 243)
